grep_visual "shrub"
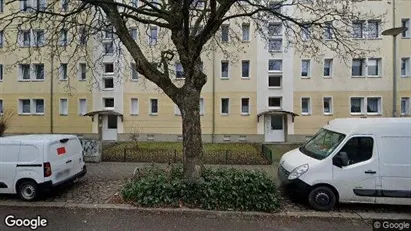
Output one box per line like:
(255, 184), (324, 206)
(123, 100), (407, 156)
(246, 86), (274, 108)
(0, 110), (15, 137)
(121, 165), (280, 212)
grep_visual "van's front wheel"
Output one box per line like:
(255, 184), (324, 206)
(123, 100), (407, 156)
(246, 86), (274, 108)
(308, 186), (336, 211)
(17, 180), (38, 201)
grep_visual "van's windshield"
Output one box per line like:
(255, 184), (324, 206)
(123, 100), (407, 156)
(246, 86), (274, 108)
(300, 128), (346, 160)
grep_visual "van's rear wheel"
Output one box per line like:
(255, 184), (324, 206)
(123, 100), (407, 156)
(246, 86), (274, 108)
(308, 186), (336, 211)
(18, 181), (38, 201)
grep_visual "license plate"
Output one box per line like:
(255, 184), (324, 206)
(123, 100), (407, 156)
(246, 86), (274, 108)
(56, 169), (70, 180)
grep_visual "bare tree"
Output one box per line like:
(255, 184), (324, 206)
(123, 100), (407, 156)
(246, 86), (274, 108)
(0, 109), (16, 137)
(0, 0), (382, 180)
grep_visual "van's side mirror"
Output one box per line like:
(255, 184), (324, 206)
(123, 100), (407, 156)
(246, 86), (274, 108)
(333, 156), (343, 168)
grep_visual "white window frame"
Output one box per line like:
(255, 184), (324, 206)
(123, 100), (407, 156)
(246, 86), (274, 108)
(59, 63), (68, 80)
(19, 99), (31, 115)
(400, 97), (410, 115)
(268, 97), (282, 109)
(130, 98), (139, 115)
(59, 98), (68, 115)
(131, 63), (138, 81)
(323, 59), (333, 78)
(78, 98), (87, 116)
(33, 29), (45, 47)
(175, 62), (184, 79)
(103, 98), (115, 109)
(149, 26), (158, 45)
(32, 98), (45, 115)
(59, 29), (68, 46)
(221, 24), (229, 42)
(0, 30), (3, 48)
(268, 23), (282, 37)
(268, 59), (282, 72)
(367, 58), (382, 77)
(149, 98), (158, 115)
(268, 38), (282, 52)
(401, 19), (410, 38)
(366, 20), (381, 39)
(323, 97), (333, 115)
(103, 63), (114, 75)
(241, 60), (250, 78)
(129, 28), (138, 40)
(220, 60), (229, 79)
(352, 21), (365, 39)
(242, 23), (250, 41)
(351, 58), (367, 77)
(0, 99), (3, 115)
(78, 63), (87, 80)
(241, 97), (250, 115)
(0, 64), (3, 81)
(19, 30), (31, 47)
(220, 98), (230, 115)
(366, 97), (382, 115)
(301, 59), (311, 78)
(350, 96), (365, 115)
(103, 77), (114, 90)
(301, 97), (311, 115)
(33, 63), (45, 81)
(103, 41), (114, 55)
(61, 0), (69, 11)
(324, 22), (333, 40)
(18, 64), (31, 81)
(199, 98), (204, 116)
(401, 57), (410, 77)
(268, 75), (282, 88)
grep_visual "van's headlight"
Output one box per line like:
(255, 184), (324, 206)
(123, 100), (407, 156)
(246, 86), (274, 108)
(288, 164), (309, 180)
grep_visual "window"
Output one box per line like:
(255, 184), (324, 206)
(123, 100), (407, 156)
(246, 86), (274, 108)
(104, 98), (114, 108)
(103, 41), (114, 54)
(335, 137), (374, 167)
(103, 78), (114, 89)
(324, 22), (333, 39)
(175, 63), (184, 78)
(367, 20), (380, 39)
(130, 0), (138, 7)
(352, 58), (366, 76)
(323, 97), (333, 114)
(221, 24), (229, 42)
(324, 59), (333, 77)
(367, 58), (381, 76)
(0, 64), (3, 81)
(150, 99), (158, 114)
(367, 97), (381, 114)
(242, 23), (250, 41)
(401, 58), (410, 77)
(221, 61), (229, 78)
(268, 59), (282, 72)
(129, 28), (137, 40)
(268, 75), (281, 87)
(33, 99), (44, 114)
(79, 99), (87, 115)
(242, 60), (250, 78)
(271, 115), (283, 130)
(19, 99), (31, 114)
(268, 38), (282, 51)
(59, 98), (68, 115)
(19, 64), (31, 80)
(104, 26), (114, 39)
(268, 97), (281, 108)
(34, 64), (44, 80)
(35, 0), (47, 10)
(59, 29), (68, 46)
(0, 99), (2, 115)
(401, 97), (410, 115)
(33, 30), (45, 46)
(350, 97), (364, 114)
(0, 30), (3, 48)
(131, 63), (138, 80)
(104, 63), (114, 73)
(352, 21), (364, 38)
(401, 19), (410, 38)
(20, 0), (30, 11)
(301, 97), (311, 115)
(268, 1), (282, 14)
(268, 23), (282, 36)
(301, 60), (311, 77)
(221, 98), (229, 114)
(60, 63), (67, 80)
(61, 0), (68, 11)
(20, 30), (31, 47)
(130, 98), (139, 115)
(0, 0), (3, 13)
(199, 98), (204, 115)
(149, 26), (157, 45)
(241, 98), (250, 115)
(79, 26), (87, 45)
(79, 63), (86, 80)
(301, 24), (310, 41)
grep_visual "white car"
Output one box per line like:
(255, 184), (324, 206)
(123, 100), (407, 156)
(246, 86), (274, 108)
(0, 134), (87, 201)
(278, 118), (411, 211)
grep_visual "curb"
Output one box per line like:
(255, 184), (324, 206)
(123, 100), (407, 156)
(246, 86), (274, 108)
(0, 201), (410, 220)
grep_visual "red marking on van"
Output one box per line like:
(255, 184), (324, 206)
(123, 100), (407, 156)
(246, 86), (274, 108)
(57, 147), (66, 155)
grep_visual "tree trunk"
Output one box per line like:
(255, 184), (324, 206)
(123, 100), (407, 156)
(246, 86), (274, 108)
(180, 90), (203, 181)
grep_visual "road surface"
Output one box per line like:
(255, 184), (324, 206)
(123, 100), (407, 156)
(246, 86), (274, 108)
(0, 206), (372, 231)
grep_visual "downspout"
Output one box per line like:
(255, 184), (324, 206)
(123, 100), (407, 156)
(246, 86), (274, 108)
(392, 0), (397, 117)
(50, 53), (54, 134)
(211, 45), (216, 143)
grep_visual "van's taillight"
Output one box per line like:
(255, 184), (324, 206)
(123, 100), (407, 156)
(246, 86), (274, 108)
(44, 162), (52, 177)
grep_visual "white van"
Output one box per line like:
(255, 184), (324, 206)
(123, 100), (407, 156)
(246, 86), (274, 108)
(0, 134), (87, 201)
(278, 118), (411, 211)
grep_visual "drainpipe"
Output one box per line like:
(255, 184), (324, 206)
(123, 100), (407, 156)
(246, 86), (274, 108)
(211, 45), (216, 143)
(50, 53), (54, 134)
(392, 0), (397, 117)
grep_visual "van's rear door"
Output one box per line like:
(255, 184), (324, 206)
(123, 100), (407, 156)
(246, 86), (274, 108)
(48, 137), (83, 184)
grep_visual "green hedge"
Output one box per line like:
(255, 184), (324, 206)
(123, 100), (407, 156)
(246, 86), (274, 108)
(121, 165), (280, 212)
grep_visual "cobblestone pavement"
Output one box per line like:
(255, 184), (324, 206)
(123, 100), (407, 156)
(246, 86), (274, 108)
(1, 162), (410, 215)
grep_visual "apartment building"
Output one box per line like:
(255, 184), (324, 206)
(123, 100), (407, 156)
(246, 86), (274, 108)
(0, 0), (410, 143)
